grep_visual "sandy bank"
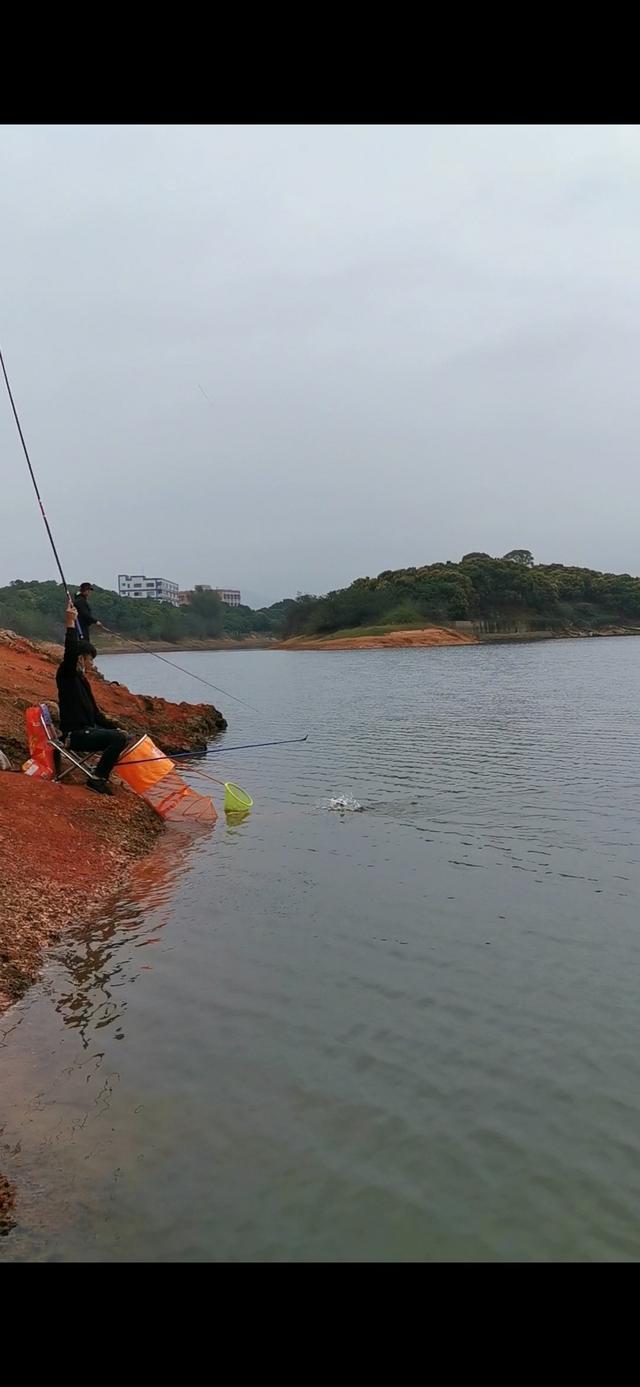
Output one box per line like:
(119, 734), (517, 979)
(278, 626), (478, 651)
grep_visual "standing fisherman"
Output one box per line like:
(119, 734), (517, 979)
(73, 582), (103, 643)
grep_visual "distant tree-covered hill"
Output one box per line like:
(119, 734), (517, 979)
(281, 551), (640, 639)
(3, 553), (640, 646)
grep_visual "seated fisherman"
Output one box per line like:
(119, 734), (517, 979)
(56, 599), (128, 795)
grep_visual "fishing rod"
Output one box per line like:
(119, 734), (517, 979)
(0, 347), (263, 714)
(119, 734), (309, 767)
(1, 344), (301, 745)
(0, 347), (81, 634)
(99, 625), (262, 714)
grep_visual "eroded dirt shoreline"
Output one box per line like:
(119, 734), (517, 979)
(278, 627), (477, 650)
(0, 626), (229, 1230)
(0, 775), (164, 1013)
(100, 624), (640, 654)
(0, 628), (225, 1016)
(0, 629), (226, 765)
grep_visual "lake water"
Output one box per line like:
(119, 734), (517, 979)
(2, 639), (640, 1262)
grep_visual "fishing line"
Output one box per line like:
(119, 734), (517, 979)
(1, 346), (81, 633)
(1, 345), (303, 746)
(0, 347), (262, 715)
(99, 625), (262, 713)
(186, 766), (228, 789)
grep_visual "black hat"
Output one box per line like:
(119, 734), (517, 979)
(78, 639), (97, 658)
(79, 582), (94, 591)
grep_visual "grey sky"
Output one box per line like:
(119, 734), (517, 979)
(2, 123), (640, 606)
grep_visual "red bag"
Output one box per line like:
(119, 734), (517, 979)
(23, 706), (56, 780)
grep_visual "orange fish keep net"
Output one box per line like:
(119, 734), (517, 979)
(139, 771), (218, 823)
(114, 735), (217, 823)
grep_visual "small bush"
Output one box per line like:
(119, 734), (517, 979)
(382, 604), (423, 627)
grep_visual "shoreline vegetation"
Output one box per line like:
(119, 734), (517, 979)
(97, 623), (640, 655)
(275, 622), (640, 650)
(100, 619), (640, 658)
(5, 551), (640, 653)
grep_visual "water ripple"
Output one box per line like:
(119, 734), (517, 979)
(3, 639), (640, 1262)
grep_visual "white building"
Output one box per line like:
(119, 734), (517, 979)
(118, 574), (179, 606)
(178, 585), (242, 608)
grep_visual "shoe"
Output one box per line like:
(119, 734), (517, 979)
(86, 777), (107, 794)
(86, 777), (112, 796)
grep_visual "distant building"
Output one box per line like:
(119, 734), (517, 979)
(118, 574), (179, 606)
(178, 585), (242, 608)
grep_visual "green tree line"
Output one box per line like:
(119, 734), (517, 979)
(280, 551), (640, 638)
(3, 554), (640, 645)
(0, 580), (292, 643)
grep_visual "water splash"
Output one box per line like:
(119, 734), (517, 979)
(327, 794), (364, 813)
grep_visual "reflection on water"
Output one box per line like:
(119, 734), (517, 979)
(3, 640), (640, 1261)
(52, 830), (205, 1048)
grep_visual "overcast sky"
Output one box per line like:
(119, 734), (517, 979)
(2, 124), (640, 606)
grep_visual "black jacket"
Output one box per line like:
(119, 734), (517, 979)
(56, 629), (118, 738)
(73, 593), (96, 639)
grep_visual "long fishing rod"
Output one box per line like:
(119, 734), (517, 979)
(0, 347), (80, 631)
(99, 625), (261, 714)
(0, 350), (262, 714)
(0, 344), (296, 736)
(119, 734), (309, 767)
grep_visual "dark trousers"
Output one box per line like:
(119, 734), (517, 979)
(68, 727), (127, 780)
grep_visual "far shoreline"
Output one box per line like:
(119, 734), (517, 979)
(96, 635), (275, 655)
(97, 624), (640, 656)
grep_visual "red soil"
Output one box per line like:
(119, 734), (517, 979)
(280, 626), (478, 650)
(0, 774), (163, 1014)
(0, 627), (226, 1014)
(0, 628), (226, 764)
(0, 628), (227, 1227)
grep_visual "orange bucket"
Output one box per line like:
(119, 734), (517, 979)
(114, 735), (175, 794)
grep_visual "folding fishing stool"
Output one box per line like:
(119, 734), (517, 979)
(37, 703), (102, 784)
